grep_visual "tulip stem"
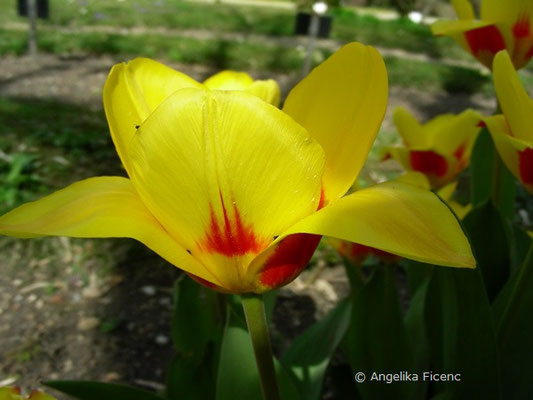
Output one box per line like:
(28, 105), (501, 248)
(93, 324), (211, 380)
(497, 241), (533, 346)
(241, 294), (280, 400)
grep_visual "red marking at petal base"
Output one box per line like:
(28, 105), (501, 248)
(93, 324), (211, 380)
(519, 148), (533, 184)
(477, 120), (487, 128)
(465, 26), (506, 56)
(410, 150), (448, 177)
(201, 193), (265, 257)
(259, 233), (322, 288)
(513, 13), (531, 39)
(259, 186), (325, 289)
(453, 144), (465, 161)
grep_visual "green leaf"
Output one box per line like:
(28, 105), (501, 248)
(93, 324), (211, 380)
(404, 274), (431, 400)
(281, 298), (351, 400)
(166, 355), (216, 400)
(171, 275), (221, 361)
(345, 267), (416, 400)
(462, 201), (510, 301)
(424, 267), (500, 399)
(469, 129), (515, 218)
(215, 302), (300, 400)
(493, 242), (533, 399)
(44, 381), (164, 400)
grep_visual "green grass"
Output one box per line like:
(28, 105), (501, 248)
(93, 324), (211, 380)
(1, 0), (470, 62)
(0, 97), (120, 212)
(0, 26), (498, 94)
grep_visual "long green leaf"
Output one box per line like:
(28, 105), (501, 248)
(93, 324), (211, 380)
(462, 201), (510, 301)
(281, 298), (351, 400)
(424, 267), (501, 399)
(171, 275), (221, 361)
(493, 240), (533, 399)
(345, 267), (416, 400)
(470, 129), (515, 218)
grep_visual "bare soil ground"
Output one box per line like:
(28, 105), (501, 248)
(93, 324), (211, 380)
(0, 53), (494, 398)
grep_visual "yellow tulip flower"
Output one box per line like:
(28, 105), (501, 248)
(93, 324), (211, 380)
(432, 0), (533, 69)
(0, 387), (56, 400)
(384, 107), (482, 189)
(485, 50), (533, 194)
(0, 43), (475, 294)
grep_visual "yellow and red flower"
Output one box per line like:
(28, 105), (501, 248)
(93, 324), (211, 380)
(485, 50), (533, 194)
(432, 0), (533, 69)
(0, 43), (475, 294)
(384, 107), (481, 189)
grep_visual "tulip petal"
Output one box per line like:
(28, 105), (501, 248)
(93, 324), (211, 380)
(128, 88), (325, 292)
(0, 177), (220, 284)
(245, 80), (281, 107)
(204, 70), (281, 106)
(431, 19), (493, 37)
(203, 70), (254, 89)
(452, 0), (476, 19)
(482, 0), (533, 28)
(493, 50), (533, 141)
(393, 107), (428, 149)
(430, 109), (482, 159)
(103, 58), (201, 174)
(278, 181), (475, 268)
(486, 114), (533, 193)
(283, 42), (388, 202)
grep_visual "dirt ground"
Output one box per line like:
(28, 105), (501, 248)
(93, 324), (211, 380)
(0, 53), (495, 398)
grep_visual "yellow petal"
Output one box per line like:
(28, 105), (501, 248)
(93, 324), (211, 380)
(452, 0), (476, 19)
(128, 88), (325, 293)
(395, 171), (431, 190)
(486, 114), (533, 193)
(245, 80), (281, 107)
(283, 42), (388, 202)
(203, 70), (280, 106)
(203, 70), (254, 90)
(0, 177), (220, 285)
(103, 58), (201, 174)
(393, 107), (428, 149)
(437, 181), (459, 202)
(431, 19), (493, 37)
(278, 181), (475, 268)
(482, 0), (533, 27)
(430, 109), (482, 159)
(493, 50), (533, 141)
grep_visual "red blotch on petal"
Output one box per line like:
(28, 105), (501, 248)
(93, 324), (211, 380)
(519, 148), (533, 184)
(259, 188), (325, 289)
(513, 13), (531, 39)
(259, 234), (322, 288)
(465, 26), (506, 56)
(410, 150), (448, 177)
(200, 192), (265, 257)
